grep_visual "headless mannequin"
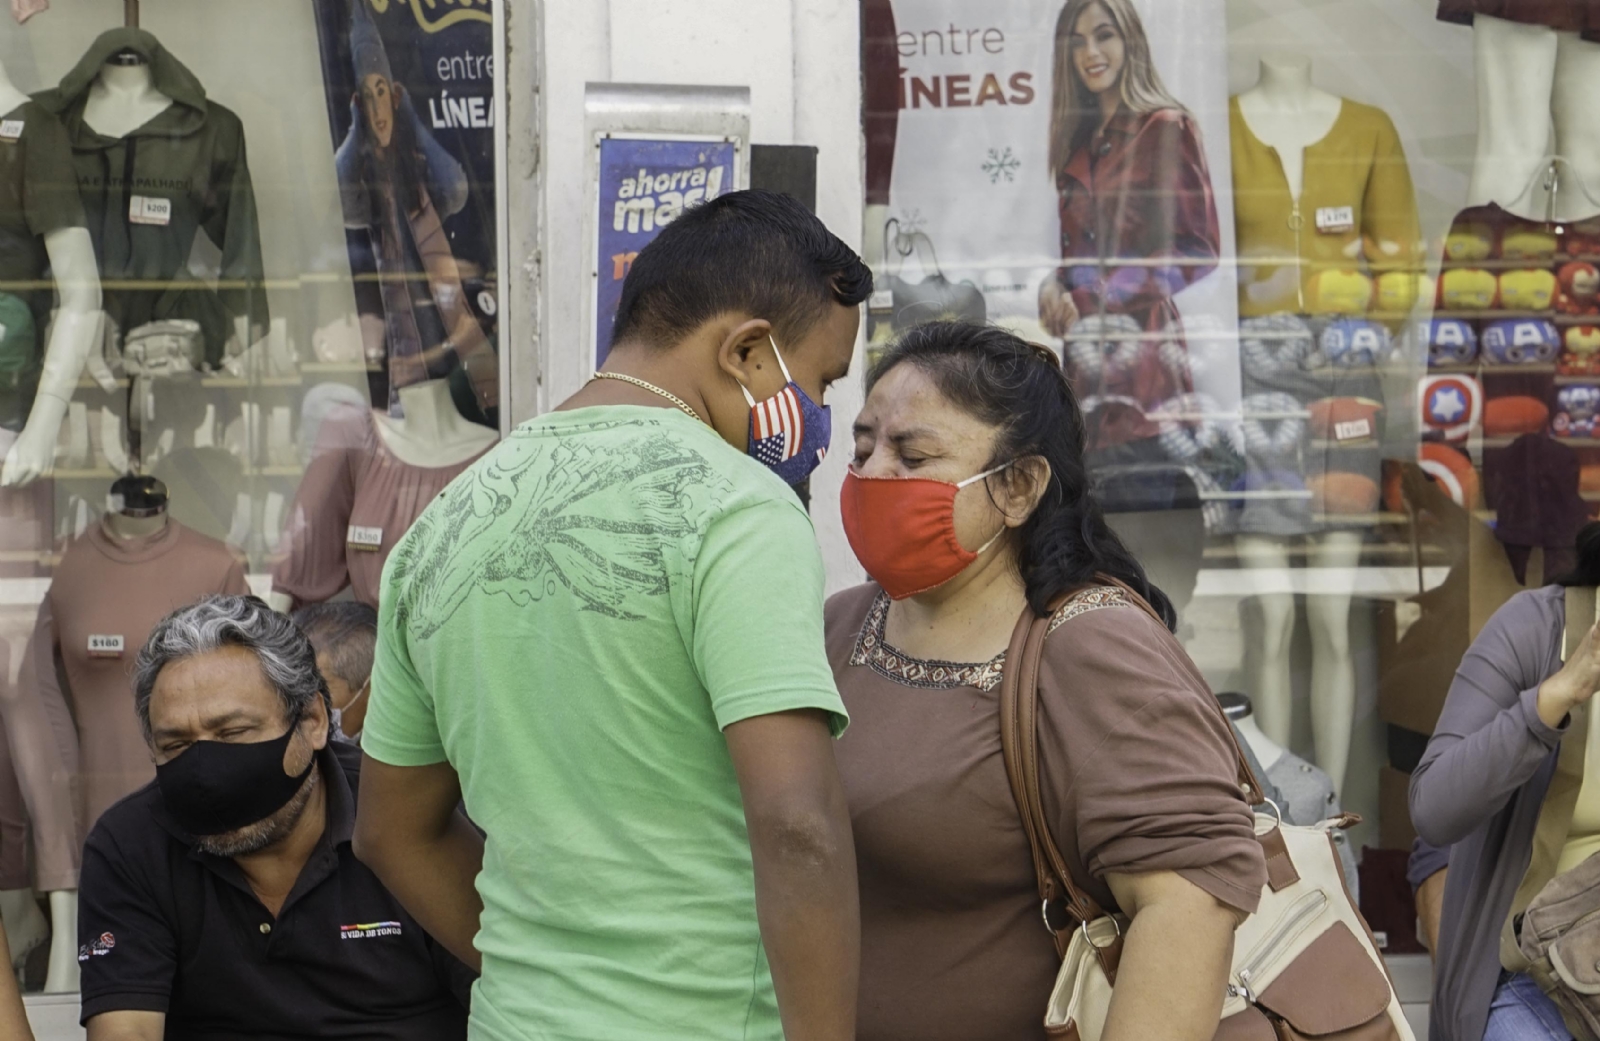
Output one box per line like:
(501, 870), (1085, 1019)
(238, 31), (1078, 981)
(81, 50), (172, 139)
(371, 377), (497, 467)
(36, 498), (172, 991)
(0, 57), (105, 488)
(265, 378), (496, 612)
(1235, 55), (1342, 196)
(1233, 56), (1376, 794)
(1236, 531), (1364, 795)
(1223, 694), (1289, 772)
(1235, 53), (1410, 265)
(1467, 15), (1600, 222)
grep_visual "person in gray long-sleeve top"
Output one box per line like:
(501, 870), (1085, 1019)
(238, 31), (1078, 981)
(1411, 522), (1600, 1041)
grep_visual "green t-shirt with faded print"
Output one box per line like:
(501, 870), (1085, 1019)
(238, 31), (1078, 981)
(364, 405), (847, 1041)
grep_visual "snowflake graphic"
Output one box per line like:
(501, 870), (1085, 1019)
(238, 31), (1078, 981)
(982, 147), (1020, 183)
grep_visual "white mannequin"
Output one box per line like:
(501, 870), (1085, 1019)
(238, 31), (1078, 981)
(81, 53), (172, 140)
(266, 379), (496, 613)
(1235, 55), (1341, 199)
(1467, 15), (1600, 222)
(0, 57), (105, 488)
(371, 377), (497, 468)
(0, 887), (47, 979)
(1236, 531), (1364, 794)
(1231, 56), (1381, 794)
(1231, 699), (1288, 773)
(1235, 54), (1409, 263)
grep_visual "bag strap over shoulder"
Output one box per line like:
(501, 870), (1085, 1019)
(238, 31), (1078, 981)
(997, 575), (1270, 961)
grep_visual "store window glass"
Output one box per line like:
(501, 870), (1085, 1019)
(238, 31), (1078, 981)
(0, 0), (499, 990)
(863, 0), (1575, 959)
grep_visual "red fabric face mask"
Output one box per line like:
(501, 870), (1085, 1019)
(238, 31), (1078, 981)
(840, 463), (1011, 599)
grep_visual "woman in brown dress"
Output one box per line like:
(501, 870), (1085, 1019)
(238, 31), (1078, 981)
(830, 322), (1264, 1041)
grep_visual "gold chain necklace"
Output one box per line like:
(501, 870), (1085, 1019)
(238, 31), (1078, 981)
(591, 371), (703, 422)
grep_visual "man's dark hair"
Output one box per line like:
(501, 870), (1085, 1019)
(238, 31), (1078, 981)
(610, 189), (872, 349)
(292, 601), (379, 692)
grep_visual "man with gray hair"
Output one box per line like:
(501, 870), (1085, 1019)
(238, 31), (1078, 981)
(293, 601), (378, 743)
(76, 595), (472, 1041)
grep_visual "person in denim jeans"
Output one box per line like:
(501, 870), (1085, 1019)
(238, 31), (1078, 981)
(1486, 972), (1572, 1041)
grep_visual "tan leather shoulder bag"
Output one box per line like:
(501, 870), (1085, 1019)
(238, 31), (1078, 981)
(997, 579), (1414, 1041)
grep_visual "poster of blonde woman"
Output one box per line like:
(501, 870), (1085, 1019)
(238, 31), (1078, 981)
(863, 0), (1239, 455)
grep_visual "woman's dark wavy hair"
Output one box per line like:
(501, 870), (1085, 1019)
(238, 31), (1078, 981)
(866, 321), (1175, 628)
(1556, 521), (1600, 587)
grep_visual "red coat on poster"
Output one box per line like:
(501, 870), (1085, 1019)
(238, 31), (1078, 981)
(1042, 0), (1221, 436)
(1056, 108), (1220, 341)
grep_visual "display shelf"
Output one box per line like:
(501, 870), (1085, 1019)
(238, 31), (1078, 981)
(74, 367), (374, 391)
(201, 375), (303, 388)
(1482, 435), (1600, 449)
(48, 464), (304, 479)
(1308, 439), (1382, 451)
(301, 361), (380, 373)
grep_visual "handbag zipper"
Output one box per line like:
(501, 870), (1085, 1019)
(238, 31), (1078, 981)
(1229, 890), (1329, 1003)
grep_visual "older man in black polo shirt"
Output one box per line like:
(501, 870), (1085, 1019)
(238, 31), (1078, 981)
(77, 595), (471, 1041)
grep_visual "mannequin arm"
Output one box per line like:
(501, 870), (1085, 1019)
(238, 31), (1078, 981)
(1, 227), (102, 487)
(44, 888), (77, 993)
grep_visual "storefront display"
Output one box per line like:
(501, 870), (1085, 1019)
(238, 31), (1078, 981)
(861, 0), (1600, 974)
(0, 0), (506, 996)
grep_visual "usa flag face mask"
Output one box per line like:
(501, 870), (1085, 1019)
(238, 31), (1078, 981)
(742, 335), (832, 485)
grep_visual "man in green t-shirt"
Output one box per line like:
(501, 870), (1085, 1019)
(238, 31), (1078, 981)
(354, 190), (870, 1041)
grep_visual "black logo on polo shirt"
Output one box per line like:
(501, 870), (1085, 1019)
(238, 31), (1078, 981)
(77, 932), (115, 963)
(339, 920), (403, 940)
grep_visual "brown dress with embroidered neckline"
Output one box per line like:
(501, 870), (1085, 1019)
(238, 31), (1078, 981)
(825, 582), (1265, 1041)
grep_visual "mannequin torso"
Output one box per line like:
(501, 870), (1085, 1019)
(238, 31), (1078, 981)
(1235, 55), (1342, 200)
(1234, 712), (1287, 772)
(82, 59), (172, 139)
(266, 380), (496, 613)
(373, 378), (498, 467)
(102, 508), (167, 541)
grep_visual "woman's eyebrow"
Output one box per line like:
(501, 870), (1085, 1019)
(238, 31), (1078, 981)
(886, 426), (939, 446)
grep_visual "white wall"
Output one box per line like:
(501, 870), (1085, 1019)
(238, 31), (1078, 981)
(521, 0), (867, 591)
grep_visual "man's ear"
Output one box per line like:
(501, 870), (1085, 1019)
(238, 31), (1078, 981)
(715, 318), (775, 388)
(1003, 456), (1053, 528)
(304, 693), (331, 752)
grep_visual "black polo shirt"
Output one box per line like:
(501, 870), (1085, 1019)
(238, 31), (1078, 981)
(78, 741), (472, 1040)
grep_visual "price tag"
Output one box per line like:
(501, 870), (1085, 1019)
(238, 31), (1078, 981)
(346, 525), (384, 551)
(87, 634), (125, 659)
(1333, 418), (1373, 442)
(0, 120), (25, 142)
(128, 195), (172, 226)
(1315, 206), (1354, 234)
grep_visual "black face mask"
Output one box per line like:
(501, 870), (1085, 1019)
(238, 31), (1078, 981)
(155, 715), (313, 836)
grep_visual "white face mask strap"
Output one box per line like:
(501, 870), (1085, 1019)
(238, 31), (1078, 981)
(956, 460), (1014, 489)
(973, 526), (1008, 557)
(739, 335), (791, 408)
(961, 460), (1016, 557)
(768, 334), (795, 384)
